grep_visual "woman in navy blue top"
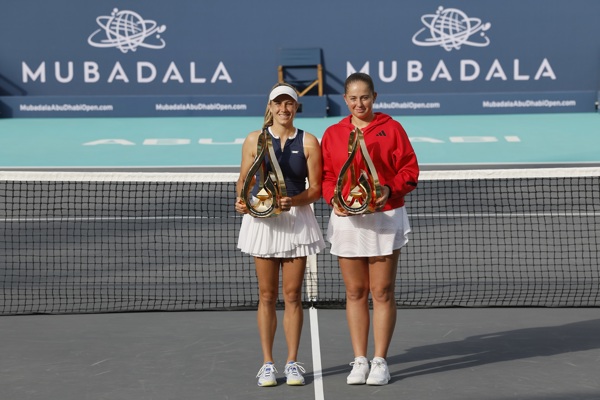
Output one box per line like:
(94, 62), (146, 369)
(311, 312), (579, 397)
(235, 83), (324, 387)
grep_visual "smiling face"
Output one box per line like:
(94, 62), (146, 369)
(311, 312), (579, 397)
(343, 80), (377, 123)
(269, 94), (298, 126)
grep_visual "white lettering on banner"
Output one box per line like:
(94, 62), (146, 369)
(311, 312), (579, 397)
(190, 62), (206, 84)
(22, 61), (232, 84)
(108, 62), (129, 83)
(486, 60), (507, 80)
(138, 62), (157, 83)
(19, 103), (113, 112)
(407, 61), (422, 82)
(514, 60), (530, 81)
(534, 59), (555, 80)
(20, 9), (233, 88)
(211, 62), (233, 83)
(22, 62), (46, 83)
(482, 99), (576, 108)
(348, 59), (557, 83)
(155, 103), (248, 111)
(55, 62), (73, 83)
(163, 62), (184, 83)
(431, 61), (452, 81)
(351, 61), (369, 74)
(85, 62), (100, 83)
(82, 136), (520, 146)
(461, 60), (479, 81)
(379, 61), (397, 83)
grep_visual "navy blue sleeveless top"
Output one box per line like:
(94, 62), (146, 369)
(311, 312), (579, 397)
(253, 128), (308, 197)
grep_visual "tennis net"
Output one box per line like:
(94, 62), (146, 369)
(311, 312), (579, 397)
(1, 168), (599, 315)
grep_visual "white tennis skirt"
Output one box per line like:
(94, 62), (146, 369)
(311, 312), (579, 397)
(237, 204), (325, 258)
(327, 206), (411, 257)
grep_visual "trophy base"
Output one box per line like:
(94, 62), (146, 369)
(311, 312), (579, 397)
(251, 197), (273, 213)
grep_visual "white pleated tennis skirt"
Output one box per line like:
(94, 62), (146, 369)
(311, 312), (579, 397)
(327, 206), (411, 257)
(237, 204), (325, 258)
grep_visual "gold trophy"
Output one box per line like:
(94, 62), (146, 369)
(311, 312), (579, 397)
(333, 127), (382, 214)
(240, 127), (287, 218)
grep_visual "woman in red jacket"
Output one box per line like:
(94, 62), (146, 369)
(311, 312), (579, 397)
(321, 72), (419, 386)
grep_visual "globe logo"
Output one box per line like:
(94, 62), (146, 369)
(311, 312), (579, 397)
(412, 7), (491, 51)
(88, 8), (166, 53)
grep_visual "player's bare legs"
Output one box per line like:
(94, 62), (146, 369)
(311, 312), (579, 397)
(339, 257), (371, 357)
(340, 250), (399, 385)
(281, 257), (306, 362)
(255, 257), (280, 363)
(370, 249), (400, 358)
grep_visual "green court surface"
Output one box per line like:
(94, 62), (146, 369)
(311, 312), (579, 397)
(0, 113), (599, 169)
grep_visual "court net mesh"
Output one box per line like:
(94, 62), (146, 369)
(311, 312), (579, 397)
(1, 168), (599, 315)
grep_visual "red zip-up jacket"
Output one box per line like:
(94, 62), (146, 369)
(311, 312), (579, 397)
(321, 112), (419, 211)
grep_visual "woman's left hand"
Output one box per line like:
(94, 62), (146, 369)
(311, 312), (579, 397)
(374, 185), (391, 210)
(279, 196), (293, 212)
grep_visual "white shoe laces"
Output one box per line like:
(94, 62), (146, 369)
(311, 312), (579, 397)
(371, 359), (386, 370)
(256, 363), (278, 378)
(349, 358), (368, 370)
(285, 361), (306, 376)
(369, 358), (389, 380)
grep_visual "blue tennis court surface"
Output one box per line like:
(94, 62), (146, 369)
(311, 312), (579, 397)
(0, 113), (598, 169)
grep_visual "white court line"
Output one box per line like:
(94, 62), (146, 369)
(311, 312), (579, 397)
(310, 306), (325, 400)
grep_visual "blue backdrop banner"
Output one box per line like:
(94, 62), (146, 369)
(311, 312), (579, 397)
(1, 0), (598, 117)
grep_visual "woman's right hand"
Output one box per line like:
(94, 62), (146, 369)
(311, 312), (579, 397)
(235, 197), (248, 214)
(332, 198), (349, 217)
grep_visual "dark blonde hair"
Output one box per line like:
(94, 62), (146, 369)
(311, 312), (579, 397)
(263, 82), (299, 127)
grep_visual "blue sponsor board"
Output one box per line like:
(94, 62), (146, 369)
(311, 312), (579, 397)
(0, 95), (330, 118)
(0, 0), (599, 117)
(335, 91), (598, 116)
(1, 91), (595, 118)
(0, 95), (265, 118)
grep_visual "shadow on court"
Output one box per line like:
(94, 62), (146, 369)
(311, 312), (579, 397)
(1, 308), (599, 400)
(316, 308), (600, 400)
(388, 318), (600, 380)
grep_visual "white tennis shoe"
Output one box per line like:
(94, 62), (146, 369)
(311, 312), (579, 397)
(256, 362), (278, 387)
(366, 357), (390, 385)
(346, 356), (369, 384)
(284, 361), (306, 386)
